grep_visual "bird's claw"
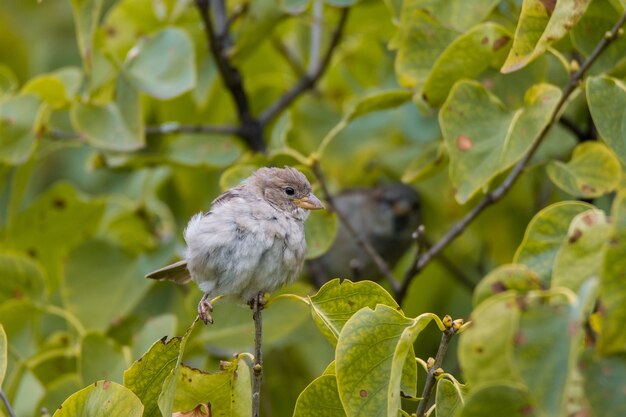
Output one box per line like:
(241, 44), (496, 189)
(198, 294), (214, 325)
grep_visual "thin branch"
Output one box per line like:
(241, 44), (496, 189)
(251, 294), (264, 417)
(259, 7), (350, 126)
(271, 37), (307, 77)
(416, 325), (457, 417)
(194, 0), (265, 152)
(311, 161), (400, 293)
(0, 389), (16, 417)
(396, 11), (626, 303)
(145, 122), (239, 136)
(558, 116), (587, 141)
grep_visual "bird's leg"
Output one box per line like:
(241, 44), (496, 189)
(198, 293), (214, 325)
(248, 291), (269, 310)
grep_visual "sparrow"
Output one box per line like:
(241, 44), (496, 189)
(306, 183), (420, 287)
(146, 166), (324, 324)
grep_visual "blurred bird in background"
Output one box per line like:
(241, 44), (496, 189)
(307, 183), (421, 287)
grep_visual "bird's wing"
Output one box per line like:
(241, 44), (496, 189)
(145, 260), (191, 284)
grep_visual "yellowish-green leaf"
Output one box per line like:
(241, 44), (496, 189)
(80, 333), (127, 385)
(401, 141), (445, 183)
(308, 279), (398, 346)
(580, 350), (626, 417)
(435, 378), (463, 417)
(172, 359), (251, 416)
(0, 94), (41, 165)
(456, 384), (535, 417)
(459, 292), (521, 386)
(473, 264), (543, 307)
(62, 239), (151, 331)
(124, 27), (196, 99)
(547, 142), (620, 198)
(0, 252), (46, 303)
(501, 0), (592, 73)
(397, 0), (501, 32)
(336, 305), (436, 417)
(552, 209), (610, 291)
(293, 375), (346, 417)
(0, 64), (18, 97)
(22, 75), (68, 108)
(71, 76), (144, 151)
(52, 380), (143, 417)
(166, 134), (243, 168)
(219, 164), (258, 191)
(124, 336), (182, 417)
(440, 81), (561, 203)
(587, 75), (626, 165)
(514, 201), (593, 284)
(598, 193), (626, 355)
(305, 209), (338, 259)
(70, 0), (104, 70)
(422, 23), (511, 107)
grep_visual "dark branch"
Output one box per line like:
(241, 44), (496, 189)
(0, 389), (16, 417)
(311, 161), (400, 293)
(251, 293), (264, 417)
(259, 7), (350, 126)
(194, 0), (265, 152)
(558, 117), (587, 141)
(396, 11), (626, 303)
(415, 324), (457, 417)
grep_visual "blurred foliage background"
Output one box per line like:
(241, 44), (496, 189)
(1, 0), (626, 416)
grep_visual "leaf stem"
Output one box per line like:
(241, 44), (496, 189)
(397, 11), (626, 303)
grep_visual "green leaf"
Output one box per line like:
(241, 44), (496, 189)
(434, 378), (463, 417)
(71, 75), (144, 151)
(459, 292), (522, 386)
(501, 0), (592, 73)
(587, 75), (626, 165)
(62, 239), (151, 331)
(325, 0), (357, 6)
(598, 193), (626, 355)
(2, 182), (106, 291)
(456, 384), (535, 417)
(0, 94), (41, 165)
(397, 0), (500, 32)
(293, 375), (346, 417)
(580, 351), (626, 417)
(547, 142), (620, 197)
(166, 134), (243, 168)
(0, 325), (6, 389)
(219, 164), (258, 191)
(422, 23), (511, 107)
(512, 295), (579, 415)
(473, 264), (543, 307)
(124, 27), (196, 99)
(70, 0), (104, 70)
(513, 201), (594, 285)
(124, 336), (182, 417)
(172, 359), (252, 416)
(52, 380), (143, 417)
(552, 209), (610, 291)
(336, 305), (437, 417)
(305, 209), (338, 260)
(79, 333), (127, 385)
(390, 7), (457, 89)
(0, 252), (46, 303)
(21, 75), (68, 108)
(346, 90), (412, 122)
(158, 319), (199, 417)
(440, 81), (561, 203)
(0, 64), (18, 97)
(308, 279), (398, 346)
(130, 314), (177, 360)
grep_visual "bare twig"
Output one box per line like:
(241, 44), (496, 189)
(145, 123), (239, 136)
(251, 293), (264, 417)
(271, 37), (307, 76)
(396, 11), (626, 303)
(415, 324), (457, 417)
(194, 0), (265, 152)
(558, 116), (587, 141)
(311, 161), (400, 293)
(259, 7), (350, 126)
(0, 389), (16, 417)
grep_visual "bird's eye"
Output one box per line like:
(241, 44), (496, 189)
(284, 187), (295, 196)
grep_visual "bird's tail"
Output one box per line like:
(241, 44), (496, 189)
(145, 260), (192, 284)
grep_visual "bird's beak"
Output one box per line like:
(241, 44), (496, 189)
(295, 193), (325, 210)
